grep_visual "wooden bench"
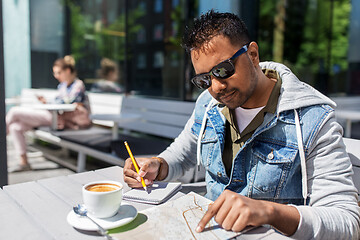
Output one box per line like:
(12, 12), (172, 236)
(11, 89), (202, 182)
(54, 96), (202, 182)
(10, 88), (122, 171)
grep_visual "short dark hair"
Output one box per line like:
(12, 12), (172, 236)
(182, 10), (250, 52)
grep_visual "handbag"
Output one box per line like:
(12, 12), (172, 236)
(57, 103), (92, 130)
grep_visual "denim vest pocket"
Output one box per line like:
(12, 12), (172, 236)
(251, 141), (297, 199)
(191, 119), (218, 142)
(201, 128), (219, 169)
(206, 170), (229, 200)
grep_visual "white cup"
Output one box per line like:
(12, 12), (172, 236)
(82, 180), (123, 218)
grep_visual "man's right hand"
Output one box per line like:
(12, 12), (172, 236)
(123, 157), (168, 188)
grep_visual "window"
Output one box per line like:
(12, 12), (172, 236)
(153, 51), (164, 68)
(137, 53), (147, 69)
(137, 28), (146, 43)
(153, 24), (163, 41)
(154, 0), (163, 13)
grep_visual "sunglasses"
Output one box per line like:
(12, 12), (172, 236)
(191, 43), (249, 89)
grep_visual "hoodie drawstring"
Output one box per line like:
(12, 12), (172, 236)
(294, 109), (308, 205)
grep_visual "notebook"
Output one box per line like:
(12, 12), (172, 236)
(123, 182), (182, 204)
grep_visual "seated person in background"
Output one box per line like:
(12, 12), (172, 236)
(6, 55), (91, 172)
(91, 58), (124, 93)
(123, 11), (360, 239)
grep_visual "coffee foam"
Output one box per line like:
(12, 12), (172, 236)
(86, 183), (120, 192)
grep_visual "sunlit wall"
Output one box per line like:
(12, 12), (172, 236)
(3, 0), (31, 98)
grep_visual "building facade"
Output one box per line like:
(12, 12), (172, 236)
(3, 0), (360, 101)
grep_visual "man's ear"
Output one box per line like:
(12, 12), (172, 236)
(247, 42), (260, 66)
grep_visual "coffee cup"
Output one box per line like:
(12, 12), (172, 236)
(82, 180), (123, 218)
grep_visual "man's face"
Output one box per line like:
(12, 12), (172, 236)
(191, 35), (259, 109)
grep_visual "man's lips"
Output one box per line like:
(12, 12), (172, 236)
(220, 91), (236, 102)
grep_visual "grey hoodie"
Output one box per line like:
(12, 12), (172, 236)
(159, 61), (360, 239)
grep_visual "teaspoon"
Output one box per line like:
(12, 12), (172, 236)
(73, 204), (114, 240)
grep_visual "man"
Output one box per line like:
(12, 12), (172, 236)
(124, 10), (360, 239)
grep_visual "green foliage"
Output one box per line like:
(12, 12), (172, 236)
(169, 1), (185, 46)
(258, 0), (277, 61)
(93, 15), (127, 61)
(64, 0), (93, 61)
(294, 0), (350, 75)
(95, 6), (145, 61)
(64, 0), (145, 62)
(258, 0), (350, 80)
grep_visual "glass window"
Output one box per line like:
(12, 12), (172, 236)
(137, 53), (147, 69)
(64, 0), (127, 93)
(154, 0), (163, 13)
(172, 21), (178, 37)
(138, 1), (146, 11)
(125, 0), (192, 99)
(26, 0), (359, 102)
(153, 51), (164, 68)
(170, 51), (180, 67)
(172, 0), (180, 9)
(137, 28), (146, 44)
(153, 24), (163, 41)
(258, 0), (351, 95)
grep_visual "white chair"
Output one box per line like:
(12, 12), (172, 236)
(343, 137), (360, 194)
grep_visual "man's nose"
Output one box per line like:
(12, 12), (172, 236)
(210, 77), (227, 93)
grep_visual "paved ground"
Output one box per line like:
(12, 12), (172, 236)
(6, 135), (74, 185)
(6, 135), (112, 185)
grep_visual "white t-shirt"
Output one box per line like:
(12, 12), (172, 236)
(234, 106), (265, 133)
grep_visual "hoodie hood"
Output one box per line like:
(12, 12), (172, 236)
(259, 62), (336, 114)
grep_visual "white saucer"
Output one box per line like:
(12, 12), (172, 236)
(67, 204), (138, 231)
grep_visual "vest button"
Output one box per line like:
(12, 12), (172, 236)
(217, 172), (222, 177)
(267, 151), (274, 160)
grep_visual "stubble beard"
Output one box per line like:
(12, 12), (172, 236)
(220, 74), (258, 110)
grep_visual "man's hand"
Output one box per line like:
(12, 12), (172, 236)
(196, 189), (300, 236)
(123, 157), (167, 188)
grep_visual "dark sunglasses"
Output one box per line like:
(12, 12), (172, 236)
(191, 43), (249, 89)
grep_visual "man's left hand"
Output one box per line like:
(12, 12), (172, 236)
(196, 189), (273, 232)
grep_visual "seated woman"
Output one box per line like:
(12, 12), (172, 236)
(90, 58), (124, 93)
(6, 55), (91, 172)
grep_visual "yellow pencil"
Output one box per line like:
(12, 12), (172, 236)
(124, 141), (147, 191)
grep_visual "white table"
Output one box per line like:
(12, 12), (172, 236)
(5, 97), (22, 105)
(0, 166), (289, 240)
(335, 109), (360, 137)
(90, 113), (140, 140)
(24, 104), (76, 130)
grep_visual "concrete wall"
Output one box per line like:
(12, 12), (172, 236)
(3, 0), (31, 99)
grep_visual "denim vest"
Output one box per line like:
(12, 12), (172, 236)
(191, 92), (333, 204)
